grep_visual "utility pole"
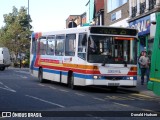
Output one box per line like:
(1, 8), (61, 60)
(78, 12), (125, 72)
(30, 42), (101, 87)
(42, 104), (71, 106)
(28, 0), (30, 29)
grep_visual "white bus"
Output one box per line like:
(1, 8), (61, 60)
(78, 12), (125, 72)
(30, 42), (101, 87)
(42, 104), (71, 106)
(30, 26), (138, 90)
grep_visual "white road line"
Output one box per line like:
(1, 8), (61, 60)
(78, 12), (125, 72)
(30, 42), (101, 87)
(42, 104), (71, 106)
(0, 82), (16, 92)
(59, 89), (69, 92)
(113, 102), (129, 107)
(14, 70), (30, 74)
(49, 86), (57, 89)
(142, 109), (153, 112)
(75, 93), (85, 96)
(38, 84), (45, 87)
(16, 75), (28, 79)
(0, 87), (16, 93)
(93, 97), (105, 101)
(25, 95), (65, 108)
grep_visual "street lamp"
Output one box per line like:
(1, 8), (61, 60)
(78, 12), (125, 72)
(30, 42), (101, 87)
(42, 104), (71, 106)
(28, 0), (30, 29)
(28, 0), (29, 16)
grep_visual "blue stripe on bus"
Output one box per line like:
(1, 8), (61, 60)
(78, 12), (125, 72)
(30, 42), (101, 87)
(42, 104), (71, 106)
(32, 67), (137, 80)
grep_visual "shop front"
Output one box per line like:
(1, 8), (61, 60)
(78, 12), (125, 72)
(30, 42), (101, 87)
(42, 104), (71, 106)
(129, 15), (153, 74)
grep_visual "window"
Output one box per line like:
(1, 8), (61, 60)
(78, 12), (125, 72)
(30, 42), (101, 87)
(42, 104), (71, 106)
(78, 33), (87, 60)
(47, 36), (55, 55)
(88, 35), (137, 64)
(65, 34), (76, 56)
(55, 35), (65, 56)
(31, 38), (37, 54)
(107, 0), (128, 12)
(39, 37), (47, 55)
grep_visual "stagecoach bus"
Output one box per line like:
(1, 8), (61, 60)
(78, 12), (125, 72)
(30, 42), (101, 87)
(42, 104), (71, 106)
(30, 26), (138, 91)
(148, 12), (160, 96)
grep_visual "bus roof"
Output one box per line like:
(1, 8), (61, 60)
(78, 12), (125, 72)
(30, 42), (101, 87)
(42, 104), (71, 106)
(32, 26), (137, 39)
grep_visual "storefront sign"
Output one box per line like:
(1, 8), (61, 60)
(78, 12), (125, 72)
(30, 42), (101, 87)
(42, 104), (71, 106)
(129, 15), (150, 36)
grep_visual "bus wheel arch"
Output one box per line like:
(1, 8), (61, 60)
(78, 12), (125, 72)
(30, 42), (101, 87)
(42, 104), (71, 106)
(68, 70), (75, 89)
(38, 67), (45, 83)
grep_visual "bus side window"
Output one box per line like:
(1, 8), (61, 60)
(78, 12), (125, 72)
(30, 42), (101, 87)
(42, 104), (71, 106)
(65, 34), (76, 56)
(55, 35), (65, 56)
(47, 36), (55, 55)
(78, 33), (87, 60)
(39, 37), (47, 55)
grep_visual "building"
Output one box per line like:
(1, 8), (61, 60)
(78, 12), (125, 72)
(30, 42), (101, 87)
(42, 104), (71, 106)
(94, 0), (104, 26)
(128, 0), (160, 56)
(81, 12), (87, 26)
(104, 0), (129, 27)
(66, 15), (81, 28)
(85, 0), (95, 25)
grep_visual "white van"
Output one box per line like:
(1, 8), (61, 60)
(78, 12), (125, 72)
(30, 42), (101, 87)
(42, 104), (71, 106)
(0, 47), (11, 71)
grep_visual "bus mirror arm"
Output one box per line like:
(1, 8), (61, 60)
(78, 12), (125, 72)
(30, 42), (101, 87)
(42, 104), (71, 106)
(102, 56), (108, 66)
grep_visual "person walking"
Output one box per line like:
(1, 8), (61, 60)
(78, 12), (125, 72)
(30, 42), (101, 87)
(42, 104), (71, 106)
(139, 51), (150, 85)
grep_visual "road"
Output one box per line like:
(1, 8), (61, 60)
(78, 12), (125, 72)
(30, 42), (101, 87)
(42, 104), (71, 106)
(0, 68), (160, 120)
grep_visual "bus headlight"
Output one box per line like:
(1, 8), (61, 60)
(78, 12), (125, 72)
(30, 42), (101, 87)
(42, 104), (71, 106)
(130, 77), (134, 80)
(127, 77), (134, 80)
(93, 76), (101, 79)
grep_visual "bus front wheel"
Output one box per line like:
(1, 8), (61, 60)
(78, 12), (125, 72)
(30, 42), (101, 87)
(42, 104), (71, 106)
(68, 72), (75, 90)
(38, 68), (45, 83)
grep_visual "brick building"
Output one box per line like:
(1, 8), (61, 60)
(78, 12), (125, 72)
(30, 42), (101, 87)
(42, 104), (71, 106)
(104, 0), (129, 27)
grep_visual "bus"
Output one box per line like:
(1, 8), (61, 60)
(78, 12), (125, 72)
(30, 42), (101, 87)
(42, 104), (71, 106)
(30, 26), (138, 91)
(148, 12), (160, 96)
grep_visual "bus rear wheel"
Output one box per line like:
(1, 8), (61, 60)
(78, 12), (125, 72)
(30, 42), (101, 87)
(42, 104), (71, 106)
(38, 68), (45, 83)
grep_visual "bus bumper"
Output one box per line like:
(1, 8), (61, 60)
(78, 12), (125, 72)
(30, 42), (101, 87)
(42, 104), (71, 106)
(85, 79), (137, 87)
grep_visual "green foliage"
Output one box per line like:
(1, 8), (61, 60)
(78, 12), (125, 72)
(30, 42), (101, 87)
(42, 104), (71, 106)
(0, 6), (32, 58)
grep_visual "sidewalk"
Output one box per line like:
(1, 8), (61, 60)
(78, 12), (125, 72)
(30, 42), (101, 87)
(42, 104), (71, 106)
(120, 76), (157, 97)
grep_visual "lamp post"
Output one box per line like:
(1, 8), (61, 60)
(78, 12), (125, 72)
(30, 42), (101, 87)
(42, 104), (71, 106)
(28, 0), (30, 29)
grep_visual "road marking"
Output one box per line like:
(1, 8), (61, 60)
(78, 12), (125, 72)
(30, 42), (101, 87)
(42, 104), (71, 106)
(16, 75), (28, 79)
(14, 70), (30, 74)
(93, 97), (105, 101)
(131, 93), (153, 98)
(25, 95), (65, 108)
(59, 89), (69, 92)
(142, 109), (153, 112)
(0, 82), (16, 93)
(38, 84), (45, 87)
(113, 102), (129, 107)
(75, 93), (85, 96)
(49, 86), (57, 90)
(0, 87), (16, 93)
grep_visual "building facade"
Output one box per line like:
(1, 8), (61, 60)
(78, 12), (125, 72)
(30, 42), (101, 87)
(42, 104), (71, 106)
(94, 0), (104, 25)
(66, 15), (81, 28)
(128, 0), (160, 57)
(104, 0), (129, 27)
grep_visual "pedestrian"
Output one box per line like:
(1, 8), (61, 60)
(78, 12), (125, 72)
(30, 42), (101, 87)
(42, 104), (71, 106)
(139, 51), (150, 85)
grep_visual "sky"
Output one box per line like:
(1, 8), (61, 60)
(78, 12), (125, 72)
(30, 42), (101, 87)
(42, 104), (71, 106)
(0, 0), (88, 32)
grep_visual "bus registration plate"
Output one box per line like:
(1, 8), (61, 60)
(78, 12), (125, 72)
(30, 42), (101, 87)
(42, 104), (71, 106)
(108, 83), (120, 86)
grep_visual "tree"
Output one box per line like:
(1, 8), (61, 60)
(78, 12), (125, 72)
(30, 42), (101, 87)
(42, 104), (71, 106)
(0, 6), (32, 60)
